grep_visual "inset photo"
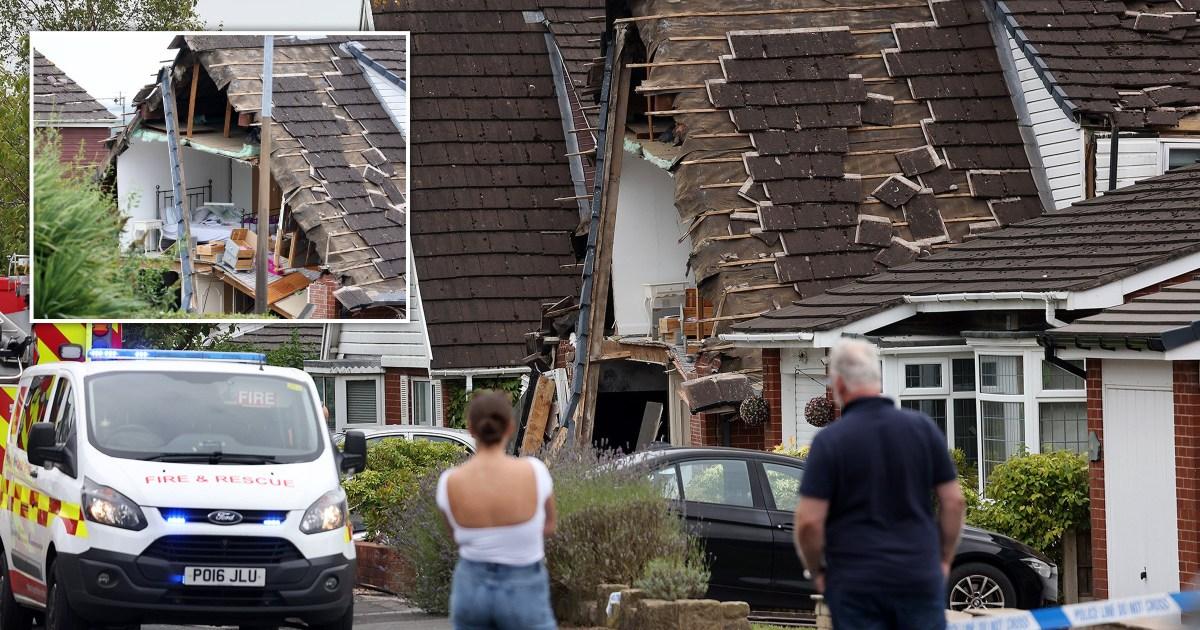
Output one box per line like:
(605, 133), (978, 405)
(31, 31), (409, 321)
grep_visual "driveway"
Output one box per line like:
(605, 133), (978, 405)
(35, 590), (452, 630)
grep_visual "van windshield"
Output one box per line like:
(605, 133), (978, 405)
(85, 371), (323, 463)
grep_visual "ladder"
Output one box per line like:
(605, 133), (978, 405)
(159, 68), (196, 312)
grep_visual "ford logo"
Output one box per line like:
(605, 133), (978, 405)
(207, 510), (243, 525)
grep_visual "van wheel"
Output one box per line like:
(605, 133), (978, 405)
(307, 601), (353, 630)
(0, 551), (33, 630)
(45, 562), (89, 630)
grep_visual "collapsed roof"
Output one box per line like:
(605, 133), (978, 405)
(32, 50), (118, 125)
(119, 35), (408, 309)
(736, 164), (1200, 334)
(617, 0), (1041, 327)
(374, 1), (601, 370)
(997, 0), (1200, 128)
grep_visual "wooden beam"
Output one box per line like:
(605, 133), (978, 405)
(223, 100), (232, 138)
(576, 30), (633, 448)
(520, 375), (556, 455)
(628, 60), (719, 68)
(186, 63), (200, 139)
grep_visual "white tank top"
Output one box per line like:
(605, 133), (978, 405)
(436, 457), (553, 566)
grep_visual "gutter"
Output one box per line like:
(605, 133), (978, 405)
(903, 291), (1069, 304)
(430, 367), (529, 378)
(719, 332), (815, 344)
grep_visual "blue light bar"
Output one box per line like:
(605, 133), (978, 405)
(262, 518), (282, 526)
(88, 349), (266, 364)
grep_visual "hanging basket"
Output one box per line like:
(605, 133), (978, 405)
(805, 396), (835, 428)
(739, 395), (769, 426)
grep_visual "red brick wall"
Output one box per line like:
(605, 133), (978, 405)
(382, 367), (430, 425)
(1174, 361), (1200, 588)
(56, 127), (112, 171)
(689, 411), (765, 449)
(763, 348), (783, 449)
(1087, 360), (1108, 599)
(307, 273), (339, 318)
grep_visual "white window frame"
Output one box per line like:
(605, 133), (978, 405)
(898, 357), (950, 397)
(334, 375), (384, 432)
(1159, 139), (1200, 174)
(409, 377), (435, 426)
(883, 340), (1086, 494)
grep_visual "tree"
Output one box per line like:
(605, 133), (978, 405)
(33, 132), (147, 317)
(0, 0), (202, 261)
(122, 323), (223, 350)
(0, 67), (28, 262)
(0, 0), (203, 65)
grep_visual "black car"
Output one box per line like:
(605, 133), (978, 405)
(628, 446), (1057, 613)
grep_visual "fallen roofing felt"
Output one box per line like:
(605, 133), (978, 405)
(996, 0), (1200, 128)
(617, 0), (1041, 328)
(120, 34), (408, 303)
(734, 163), (1200, 335)
(130, 127), (258, 160)
(32, 50), (118, 124)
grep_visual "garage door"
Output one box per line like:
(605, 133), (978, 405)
(1102, 359), (1180, 598)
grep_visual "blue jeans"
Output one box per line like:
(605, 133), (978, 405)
(450, 559), (557, 630)
(824, 589), (947, 630)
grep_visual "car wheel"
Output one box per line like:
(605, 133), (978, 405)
(947, 562), (1016, 611)
(307, 601), (353, 630)
(0, 550), (33, 630)
(45, 562), (90, 630)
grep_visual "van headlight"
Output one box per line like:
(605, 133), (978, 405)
(300, 489), (348, 534)
(1021, 557), (1054, 579)
(82, 478), (147, 531)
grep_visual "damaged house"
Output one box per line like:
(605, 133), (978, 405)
(32, 50), (119, 171)
(107, 35), (408, 318)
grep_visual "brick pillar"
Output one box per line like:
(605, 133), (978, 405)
(762, 348), (783, 449)
(383, 368), (404, 425)
(1086, 360), (1108, 599)
(307, 272), (339, 319)
(1174, 361), (1200, 588)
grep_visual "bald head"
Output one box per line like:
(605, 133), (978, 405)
(828, 338), (882, 408)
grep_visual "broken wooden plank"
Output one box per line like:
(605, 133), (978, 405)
(520, 375), (556, 455)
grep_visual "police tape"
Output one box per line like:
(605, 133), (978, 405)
(949, 591), (1200, 630)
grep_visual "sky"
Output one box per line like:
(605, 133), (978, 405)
(30, 0), (373, 120)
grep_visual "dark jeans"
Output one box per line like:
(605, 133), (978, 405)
(824, 589), (947, 630)
(450, 559), (557, 630)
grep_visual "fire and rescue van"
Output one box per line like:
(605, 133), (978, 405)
(0, 348), (368, 630)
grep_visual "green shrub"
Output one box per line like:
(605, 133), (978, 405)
(970, 450), (1089, 561)
(633, 552), (710, 601)
(380, 444), (702, 621)
(342, 439), (465, 540)
(772, 438), (810, 461)
(33, 131), (147, 318)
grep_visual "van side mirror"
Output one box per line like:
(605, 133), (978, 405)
(340, 430), (367, 474)
(28, 422), (68, 471)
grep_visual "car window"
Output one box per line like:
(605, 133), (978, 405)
(649, 464), (680, 500)
(413, 434), (455, 445)
(51, 380), (76, 446)
(763, 462), (804, 512)
(677, 459), (754, 508)
(366, 435), (406, 449)
(16, 375), (54, 451)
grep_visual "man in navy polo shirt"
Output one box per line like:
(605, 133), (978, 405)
(795, 339), (966, 629)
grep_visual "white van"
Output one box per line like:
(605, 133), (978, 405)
(0, 349), (368, 630)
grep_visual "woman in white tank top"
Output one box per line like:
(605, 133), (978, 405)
(436, 391), (557, 630)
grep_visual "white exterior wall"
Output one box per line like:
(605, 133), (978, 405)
(1006, 34), (1083, 209)
(333, 266), (430, 369)
(362, 62), (408, 139)
(780, 348), (828, 448)
(611, 156), (692, 336)
(115, 135), (237, 247)
(1096, 136), (1162, 193)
